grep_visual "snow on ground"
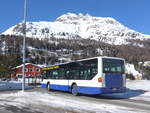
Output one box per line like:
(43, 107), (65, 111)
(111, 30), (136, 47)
(126, 80), (150, 101)
(127, 80), (150, 91)
(102, 80), (150, 102)
(0, 80), (32, 91)
(0, 91), (142, 113)
(0, 80), (150, 113)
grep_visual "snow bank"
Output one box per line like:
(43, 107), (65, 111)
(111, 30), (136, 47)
(127, 80), (150, 91)
(0, 81), (32, 91)
(125, 63), (142, 79)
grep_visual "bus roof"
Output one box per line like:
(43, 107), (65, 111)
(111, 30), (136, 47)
(43, 56), (125, 68)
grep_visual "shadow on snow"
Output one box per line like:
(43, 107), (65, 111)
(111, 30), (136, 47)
(86, 88), (147, 99)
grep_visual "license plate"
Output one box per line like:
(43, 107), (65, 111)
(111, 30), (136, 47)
(112, 88), (117, 90)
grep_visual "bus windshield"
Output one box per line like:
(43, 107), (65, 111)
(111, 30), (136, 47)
(103, 58), (125, 74)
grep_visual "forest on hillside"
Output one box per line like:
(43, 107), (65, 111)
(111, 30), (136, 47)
(0, 35), (150, 79)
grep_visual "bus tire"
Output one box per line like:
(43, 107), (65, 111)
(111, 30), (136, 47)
(47, 83), (51, 91)
(71, 84), (78, 96)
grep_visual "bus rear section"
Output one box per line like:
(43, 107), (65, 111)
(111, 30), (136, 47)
(100, 58), (126, 93)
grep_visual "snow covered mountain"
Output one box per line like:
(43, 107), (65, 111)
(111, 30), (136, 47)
(2, 13), (150, 45)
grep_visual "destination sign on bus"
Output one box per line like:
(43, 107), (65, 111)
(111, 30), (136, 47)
(43, 65), (59, 70)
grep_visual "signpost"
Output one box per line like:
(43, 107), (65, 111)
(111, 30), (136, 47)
(22, 0), (27, 91)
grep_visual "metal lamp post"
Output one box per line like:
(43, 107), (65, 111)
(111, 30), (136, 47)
(22, 0), (27, 91)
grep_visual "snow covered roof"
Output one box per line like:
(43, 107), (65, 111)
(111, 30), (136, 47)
(15, 63), (43, 69)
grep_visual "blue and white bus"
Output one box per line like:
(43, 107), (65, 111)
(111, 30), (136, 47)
(41, 56), (126, 95)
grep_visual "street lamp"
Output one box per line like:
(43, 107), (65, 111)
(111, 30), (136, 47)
(22, 0), (27, 91)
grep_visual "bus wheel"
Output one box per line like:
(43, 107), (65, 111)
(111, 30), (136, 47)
(47, 83), (51, 91)
(71, 84), (78, 96)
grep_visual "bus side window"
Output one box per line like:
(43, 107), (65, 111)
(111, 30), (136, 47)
(72, 69), (79, 80)
(42, 71), (47, 79)
(85, 69), (91, 80)
(68, 71), (74, 79)
(52, 70), (59, 79)
(86, 68), (97, 80)
(66, 68), (79, 80)
(67, 70), (74, 79)
(50, 70), (53, 79)
(80, 70), (85, 80)
(59, 68), (65, 79)
(66, 70), (70, 79)
(92, 68), (97, 75)
(84, 70), (88, 80)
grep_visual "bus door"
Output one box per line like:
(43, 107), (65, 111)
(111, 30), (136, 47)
(66, 70), (71, 91)
(66, 68), (80, 90)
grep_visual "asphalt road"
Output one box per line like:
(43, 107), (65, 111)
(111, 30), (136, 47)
(0, 88), (150, 113)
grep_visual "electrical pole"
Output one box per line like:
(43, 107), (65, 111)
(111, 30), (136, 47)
(22, 0), (27, 91)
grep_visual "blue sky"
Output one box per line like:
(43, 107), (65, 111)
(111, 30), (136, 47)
(0, 0), (149, 34)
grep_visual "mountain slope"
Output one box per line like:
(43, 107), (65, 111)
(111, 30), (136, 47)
(2, 13), (150, 45)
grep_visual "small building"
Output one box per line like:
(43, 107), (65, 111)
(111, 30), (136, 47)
(12, 63), (43, 79)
